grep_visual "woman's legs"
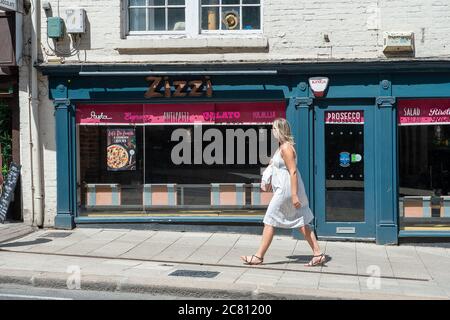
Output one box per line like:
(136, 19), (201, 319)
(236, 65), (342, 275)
(240, 224), (274, 264)
(299, 225), (321, 255)
(255, 224), (275, 259)
(299, 225), (325, 265)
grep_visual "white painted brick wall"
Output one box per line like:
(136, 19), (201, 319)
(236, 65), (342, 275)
(19, 65), (56, 227)
(18, 64), (34, 226)
(18, 0), (450, 227)
(19, 10), (57, 227)
(36, 0), (450, 63)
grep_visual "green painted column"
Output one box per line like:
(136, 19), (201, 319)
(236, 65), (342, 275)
(290, 81), (315, 240)
(375, 78), (398, 244)
(54, 98), (76, 229)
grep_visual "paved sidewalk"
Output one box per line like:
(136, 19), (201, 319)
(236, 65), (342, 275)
(0, 228), (449, 299)
(0, 222), (36, 244)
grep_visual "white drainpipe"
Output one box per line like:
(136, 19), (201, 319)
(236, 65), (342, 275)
(29, 0), (44, 227)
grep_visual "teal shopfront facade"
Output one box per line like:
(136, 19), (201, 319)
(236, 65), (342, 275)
(40, 61), (450, 245)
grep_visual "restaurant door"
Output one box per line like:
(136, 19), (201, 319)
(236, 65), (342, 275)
(314, 105), (376, 240)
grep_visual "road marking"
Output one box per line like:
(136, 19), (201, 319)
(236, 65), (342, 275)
(0, 293), (73, 300)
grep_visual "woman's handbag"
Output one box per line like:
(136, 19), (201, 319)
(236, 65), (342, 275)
(260, 164), (273, 191)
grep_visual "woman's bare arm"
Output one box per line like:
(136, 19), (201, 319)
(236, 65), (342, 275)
(280, 144), (301, 208)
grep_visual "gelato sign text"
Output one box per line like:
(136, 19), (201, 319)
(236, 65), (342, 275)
(0, 0), (18, 11)
(145, 76), (213, 98)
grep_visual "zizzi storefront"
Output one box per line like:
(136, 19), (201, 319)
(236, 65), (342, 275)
(41, 63), (450, 244)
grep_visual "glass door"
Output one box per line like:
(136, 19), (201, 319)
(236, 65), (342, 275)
(314, 105), (376, 239)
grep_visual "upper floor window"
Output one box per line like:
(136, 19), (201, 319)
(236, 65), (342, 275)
(126, 0), (262, 35)
(201, 0), (261, 32)
(129, 0), (186, 32)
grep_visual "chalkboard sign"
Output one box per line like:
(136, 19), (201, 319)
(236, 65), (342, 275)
(0, 162), (21, 223)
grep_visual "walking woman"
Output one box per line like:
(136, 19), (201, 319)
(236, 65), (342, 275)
(240, 118), (326, 267)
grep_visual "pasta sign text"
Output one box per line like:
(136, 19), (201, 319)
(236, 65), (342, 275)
(145, 76), (213, 98)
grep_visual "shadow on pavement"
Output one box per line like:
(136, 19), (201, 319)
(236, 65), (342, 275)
(0, 238), (53, 248)
(263, 254), (333, 266)
(400, 238), (450, 248)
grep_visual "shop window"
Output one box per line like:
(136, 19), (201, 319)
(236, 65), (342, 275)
(78, 126), (145, 211)
(201, 0), (261, 32)
(129, 0), (186, 32)
(398, 99), (450, 230)
(76, 102), (284, 216)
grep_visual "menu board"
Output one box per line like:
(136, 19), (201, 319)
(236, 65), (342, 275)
(0, 163), (21, 223)
(106, 129), (136, 171)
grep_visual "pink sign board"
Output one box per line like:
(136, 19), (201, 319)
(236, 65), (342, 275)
(76, 101), (286, 125)
(325, 111), (364, 124)
(398, 99), (450, 125)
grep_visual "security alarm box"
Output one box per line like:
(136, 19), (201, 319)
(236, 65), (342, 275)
(47, 17), (64, 38)
(383, 32), (414, 53)
(65, 8), (86, 33)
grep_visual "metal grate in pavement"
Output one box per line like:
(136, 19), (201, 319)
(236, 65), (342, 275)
(168, 270), (220, 278)
(41, 232), (73, 238)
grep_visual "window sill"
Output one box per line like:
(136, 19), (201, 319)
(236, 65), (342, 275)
(114, 36), (268, 54)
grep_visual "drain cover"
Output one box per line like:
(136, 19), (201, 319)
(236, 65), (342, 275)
(41, 232), (73, 238)
(168, 270), (220, 278)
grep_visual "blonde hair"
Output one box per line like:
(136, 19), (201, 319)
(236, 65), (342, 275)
(272, 118), (295, 145)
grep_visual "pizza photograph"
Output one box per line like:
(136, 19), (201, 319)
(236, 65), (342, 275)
(107, 144), (129, 170)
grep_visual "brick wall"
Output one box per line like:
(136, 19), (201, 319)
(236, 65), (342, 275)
(36, 0), (450, 64)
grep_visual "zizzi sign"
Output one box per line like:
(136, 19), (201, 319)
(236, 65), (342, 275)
(398, 99), (450, 125)
(145, 76), (213, 98)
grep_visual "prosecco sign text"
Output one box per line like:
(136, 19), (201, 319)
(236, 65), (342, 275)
(145, 76), (213, 98)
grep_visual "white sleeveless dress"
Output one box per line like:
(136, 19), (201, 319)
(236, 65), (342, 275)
(263, 145), (314, 228)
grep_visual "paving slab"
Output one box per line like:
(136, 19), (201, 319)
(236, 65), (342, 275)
(119, 239), (180, 260)
(110, 230), (155, 243)
(200, 233), (241, 247)
(184, 245), (234, 264)
(397, 279), (449, 299)
(276, 270), (321, 289)
(359, 277), (404, 296)
(318, 274), (361, 293)
(54, 239), (116, 256)
(235, 268), (284, 286)
(356, 261), (395, 278)
(88, 241), (143, 258)
(0, 223), (36, 243)
(153, 244), (202, 261)
(86, 230), (129, 241)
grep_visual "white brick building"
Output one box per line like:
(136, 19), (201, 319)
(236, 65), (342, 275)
(16, 1), (450, 244)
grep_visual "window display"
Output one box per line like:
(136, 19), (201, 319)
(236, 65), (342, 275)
(77, 101), (285, 216)
(398, 99), (450, 229)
